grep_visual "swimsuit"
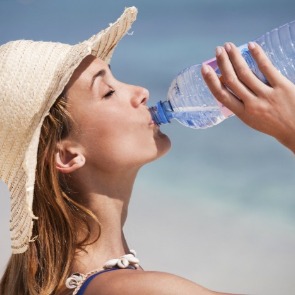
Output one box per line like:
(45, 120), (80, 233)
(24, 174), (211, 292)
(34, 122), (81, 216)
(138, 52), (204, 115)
(67, 250), (140, 294)
(76, 266), (136, 295)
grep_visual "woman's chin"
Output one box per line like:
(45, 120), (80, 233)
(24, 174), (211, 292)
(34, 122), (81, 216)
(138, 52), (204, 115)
(154, 129), (171, 158)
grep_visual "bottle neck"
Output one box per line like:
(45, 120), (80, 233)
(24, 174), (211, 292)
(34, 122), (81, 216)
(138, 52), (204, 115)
(149, 101), (173, 125)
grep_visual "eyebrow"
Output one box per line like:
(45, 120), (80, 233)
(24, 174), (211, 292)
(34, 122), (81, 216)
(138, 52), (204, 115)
(90, 64), (111, 88)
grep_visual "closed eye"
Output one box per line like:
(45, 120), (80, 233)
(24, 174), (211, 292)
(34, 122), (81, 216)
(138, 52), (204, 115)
(104, 90), (115, 99)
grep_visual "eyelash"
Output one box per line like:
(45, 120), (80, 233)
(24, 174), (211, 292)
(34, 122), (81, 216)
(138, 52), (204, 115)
(104, 90), (115, 99)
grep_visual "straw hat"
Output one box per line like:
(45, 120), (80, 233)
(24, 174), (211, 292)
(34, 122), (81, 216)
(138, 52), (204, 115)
(0, 6), (137, 254)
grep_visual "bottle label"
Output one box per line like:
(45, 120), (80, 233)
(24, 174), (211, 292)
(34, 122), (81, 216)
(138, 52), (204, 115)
(204, 57), (219, 75)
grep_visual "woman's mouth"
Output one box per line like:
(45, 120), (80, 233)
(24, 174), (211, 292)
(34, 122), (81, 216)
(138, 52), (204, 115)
(149, 119), (155, 126)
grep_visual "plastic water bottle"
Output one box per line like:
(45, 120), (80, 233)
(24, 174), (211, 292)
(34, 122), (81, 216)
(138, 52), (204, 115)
(149, 20), (295, 129)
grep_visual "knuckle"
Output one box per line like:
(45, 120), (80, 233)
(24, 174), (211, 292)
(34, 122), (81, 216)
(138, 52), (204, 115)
(212, 88), (228, 102)
(258, 60), (269, 72)
(222, 75), (237, 87)
(246, 103), (258, 115)
(236, 66), (249, 80)
(246, 101), (267, 116)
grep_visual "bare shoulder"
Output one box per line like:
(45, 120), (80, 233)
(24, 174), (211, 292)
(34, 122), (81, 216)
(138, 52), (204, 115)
(83, 269), (235, 295)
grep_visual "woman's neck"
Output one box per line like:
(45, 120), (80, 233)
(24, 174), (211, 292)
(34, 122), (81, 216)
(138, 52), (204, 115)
(69, 167), (138, 273)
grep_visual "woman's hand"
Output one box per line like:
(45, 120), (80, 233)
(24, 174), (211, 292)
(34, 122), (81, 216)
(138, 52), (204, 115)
(201, 42), (295, 153)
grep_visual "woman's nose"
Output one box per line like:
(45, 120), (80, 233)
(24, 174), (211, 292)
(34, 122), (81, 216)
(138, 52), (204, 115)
(131, 86), (149, 107)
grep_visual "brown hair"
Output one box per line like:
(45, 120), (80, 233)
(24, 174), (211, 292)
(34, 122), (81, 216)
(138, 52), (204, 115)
(0, 96), (100, 294)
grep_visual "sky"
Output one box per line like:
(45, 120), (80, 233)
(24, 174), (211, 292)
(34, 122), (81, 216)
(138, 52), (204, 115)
(1, 0), (295, 294)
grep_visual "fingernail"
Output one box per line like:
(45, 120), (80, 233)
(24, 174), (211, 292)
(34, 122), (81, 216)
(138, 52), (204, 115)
(248, 42), (256, 50)
(202, 64), (210, 75)
(224, 42), (231, 52)
(216, 46), (222, 56)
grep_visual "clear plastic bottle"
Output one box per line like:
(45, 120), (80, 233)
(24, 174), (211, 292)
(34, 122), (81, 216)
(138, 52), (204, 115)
(149, 20), (295, 129)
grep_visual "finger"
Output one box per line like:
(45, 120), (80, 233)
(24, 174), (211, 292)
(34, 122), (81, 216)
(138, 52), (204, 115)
(248, 42), (286, 87)
(201, 63), (244, 116)
(215, 44), (257, 102)
(223, 42), (270, 96)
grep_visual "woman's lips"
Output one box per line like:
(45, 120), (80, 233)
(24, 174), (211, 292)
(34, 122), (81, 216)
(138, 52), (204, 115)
(149, 119), (155, 126)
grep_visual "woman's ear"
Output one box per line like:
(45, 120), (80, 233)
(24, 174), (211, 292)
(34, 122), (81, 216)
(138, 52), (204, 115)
(55, 141), (86, 174)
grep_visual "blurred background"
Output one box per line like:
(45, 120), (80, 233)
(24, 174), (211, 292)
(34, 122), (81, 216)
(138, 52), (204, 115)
(1, 0), (295, 294)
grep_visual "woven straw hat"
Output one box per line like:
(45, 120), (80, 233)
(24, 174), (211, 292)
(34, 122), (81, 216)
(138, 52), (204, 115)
(0, 6), (137, 254)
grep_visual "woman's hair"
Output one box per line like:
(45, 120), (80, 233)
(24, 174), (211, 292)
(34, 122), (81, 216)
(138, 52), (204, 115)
(0, 95), (100, 295)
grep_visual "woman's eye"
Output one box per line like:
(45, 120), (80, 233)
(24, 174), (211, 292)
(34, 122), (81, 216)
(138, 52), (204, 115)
(104, 90), (115, 99)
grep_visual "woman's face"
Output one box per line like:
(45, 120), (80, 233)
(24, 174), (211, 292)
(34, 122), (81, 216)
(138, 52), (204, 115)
(64, 55), (171, 173)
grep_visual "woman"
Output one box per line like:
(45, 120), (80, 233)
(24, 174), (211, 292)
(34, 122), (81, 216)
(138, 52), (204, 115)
(1, 6), (295, 295)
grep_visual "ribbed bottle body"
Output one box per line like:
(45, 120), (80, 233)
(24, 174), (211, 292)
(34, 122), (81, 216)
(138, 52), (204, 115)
(255, 21), (295, 83)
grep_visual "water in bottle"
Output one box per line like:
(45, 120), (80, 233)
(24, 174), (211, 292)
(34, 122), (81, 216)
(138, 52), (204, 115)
(149, 20), (295, 129)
